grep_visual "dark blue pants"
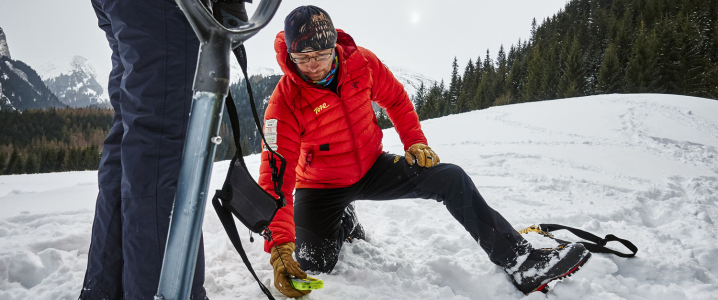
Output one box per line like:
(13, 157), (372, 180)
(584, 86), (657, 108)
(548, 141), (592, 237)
(294, 153), (530, 273)
(81, 0), (206, 299)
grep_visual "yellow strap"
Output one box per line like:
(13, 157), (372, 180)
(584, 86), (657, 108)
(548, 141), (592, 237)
(518, 225), (554, 238)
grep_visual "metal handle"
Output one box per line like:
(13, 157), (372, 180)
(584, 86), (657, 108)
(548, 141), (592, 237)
(176, 0), (282, 94)
(177, 0), (281, 45)
(156, 1), (281, 299)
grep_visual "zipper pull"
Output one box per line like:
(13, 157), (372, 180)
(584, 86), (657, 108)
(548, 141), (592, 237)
(306, 152), (313, 166)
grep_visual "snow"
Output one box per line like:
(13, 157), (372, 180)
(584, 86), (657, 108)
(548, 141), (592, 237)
(229, 60), (283, 84)
(4, 61), (30, 84)
(1, 94), (717, 299)
(382, 62), (437, 100)
(36, 56), (109, 105)
(35, 56), (96, 81)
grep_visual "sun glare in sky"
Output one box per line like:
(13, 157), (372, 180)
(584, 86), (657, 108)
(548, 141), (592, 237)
(410, 11), (421, 24)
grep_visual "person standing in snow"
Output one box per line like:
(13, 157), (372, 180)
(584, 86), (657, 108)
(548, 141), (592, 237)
(80, 1), (248, 299)
(260, 5), (591, 298)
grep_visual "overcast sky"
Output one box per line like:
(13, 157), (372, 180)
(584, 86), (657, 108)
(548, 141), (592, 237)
(0, 0), (569, 84)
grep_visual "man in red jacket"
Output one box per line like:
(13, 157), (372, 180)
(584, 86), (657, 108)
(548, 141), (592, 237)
(260, 6), (591, 298)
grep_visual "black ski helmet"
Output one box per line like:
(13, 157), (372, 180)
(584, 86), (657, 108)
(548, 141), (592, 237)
(284, 5), (337, 53)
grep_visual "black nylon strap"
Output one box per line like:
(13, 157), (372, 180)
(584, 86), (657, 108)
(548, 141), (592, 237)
(212, 196), (276, 300)
(225, 92), (245, 164)
(211, 44), (286, 300)
(231, 44), (287, 207)
(539, 224), (638, 258)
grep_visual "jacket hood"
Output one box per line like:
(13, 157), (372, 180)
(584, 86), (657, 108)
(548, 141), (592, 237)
(274, 29), (358, 84)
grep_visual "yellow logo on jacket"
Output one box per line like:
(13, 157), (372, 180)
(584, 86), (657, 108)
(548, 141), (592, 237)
(314, 103), (329, 115)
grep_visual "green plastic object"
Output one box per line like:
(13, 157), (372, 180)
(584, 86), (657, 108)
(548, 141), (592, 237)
(290, 276), (324, 290)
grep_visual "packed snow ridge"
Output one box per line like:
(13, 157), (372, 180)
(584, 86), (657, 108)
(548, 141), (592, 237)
(0, 94), (717, 300)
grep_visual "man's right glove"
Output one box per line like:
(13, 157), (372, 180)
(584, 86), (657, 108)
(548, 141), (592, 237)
(270, 242), (311, 298)
(405, 143), (440, 168)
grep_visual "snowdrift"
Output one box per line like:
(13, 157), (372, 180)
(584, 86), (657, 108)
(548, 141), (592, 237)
(1, 94), (717, 299)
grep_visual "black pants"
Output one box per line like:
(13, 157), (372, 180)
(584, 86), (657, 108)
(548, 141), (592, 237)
(294, 153), (530, 273)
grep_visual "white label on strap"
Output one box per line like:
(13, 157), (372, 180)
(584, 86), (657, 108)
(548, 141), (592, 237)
(265, 119), (278, 128)
(264, 142), (278, 151)
(263, 119), (279, 152)
(265, 134), (277, 144)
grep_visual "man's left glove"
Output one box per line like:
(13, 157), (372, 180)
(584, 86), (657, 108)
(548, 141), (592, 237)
(405, 143), (440, 168)
(212, 0), (250, 27)
(270, 242), (311, 298)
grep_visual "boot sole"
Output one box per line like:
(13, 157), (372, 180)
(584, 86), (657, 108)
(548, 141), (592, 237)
(534, 251), (592, 294)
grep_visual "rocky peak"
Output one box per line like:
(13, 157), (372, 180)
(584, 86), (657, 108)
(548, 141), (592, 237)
(42, 56), (108, 108)
(0, 27), (10, 59)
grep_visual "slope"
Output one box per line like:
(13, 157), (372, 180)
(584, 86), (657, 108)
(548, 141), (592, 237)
(0, 94), (716, 299)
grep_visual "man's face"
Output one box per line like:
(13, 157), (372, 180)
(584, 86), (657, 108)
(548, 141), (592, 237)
(290, 48), (334, 81)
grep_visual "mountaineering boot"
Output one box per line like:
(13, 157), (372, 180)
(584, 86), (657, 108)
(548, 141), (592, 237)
(341, 204), (365, 243)
(504, 242), (591, 294)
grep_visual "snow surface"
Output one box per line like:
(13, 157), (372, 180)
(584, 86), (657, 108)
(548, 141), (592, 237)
(1, 94), (717, 300)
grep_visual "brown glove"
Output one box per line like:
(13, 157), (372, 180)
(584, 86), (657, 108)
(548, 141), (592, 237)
(405, 143), (440, 167)
(270, 242), (311, 298)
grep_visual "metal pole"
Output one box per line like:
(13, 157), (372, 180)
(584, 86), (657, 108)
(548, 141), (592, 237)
(156, 1), (281, 299)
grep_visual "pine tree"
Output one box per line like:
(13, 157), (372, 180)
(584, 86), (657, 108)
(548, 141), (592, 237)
(420, 82), (446, 120)
(55, 148), (66, 172)
(559, 36), (584, 98)
(474, 56), (483, 91)
(711, 18), (718, 98)
(506, 41), (527, 102)
(436, 80), (449, 116)
(613, 8), (635, 67)
(494, 45), (509, 103)
(64, 147), (81, 171)
(477, 50), (496, 109)
(40, 148), (58, 173)
(655, 18), (681, 94)
(456, 59), (475, 113)
(625, 24), (659, 93)
(0, 152), (7, 174)
(240, 135), (251, 156)
(542, 44), (560, 100)
(84, 145), (101, 170)
(597, 43), (623, 94)
(376, 109), (393, 129)
(522, 46), (543, 102)
(24, 153), (39, 174)
(675, 10), (709, 97)
(6, 149), (24, 175)
(224, 136), (237, 159)
(413, 82), (427, 117)
(448, 57), (462, 114)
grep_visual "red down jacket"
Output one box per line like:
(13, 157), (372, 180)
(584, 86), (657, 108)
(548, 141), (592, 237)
(260, 30), (427, 252)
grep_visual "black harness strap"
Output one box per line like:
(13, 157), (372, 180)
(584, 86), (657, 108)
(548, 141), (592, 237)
(210, 44), (287, 300)
(537, 224), (638, 258)
(212, 196), (275, 299)
(233, 45), (287, 205)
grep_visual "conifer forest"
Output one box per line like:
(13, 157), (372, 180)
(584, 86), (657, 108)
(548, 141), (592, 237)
(376, 0), (717, 127)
